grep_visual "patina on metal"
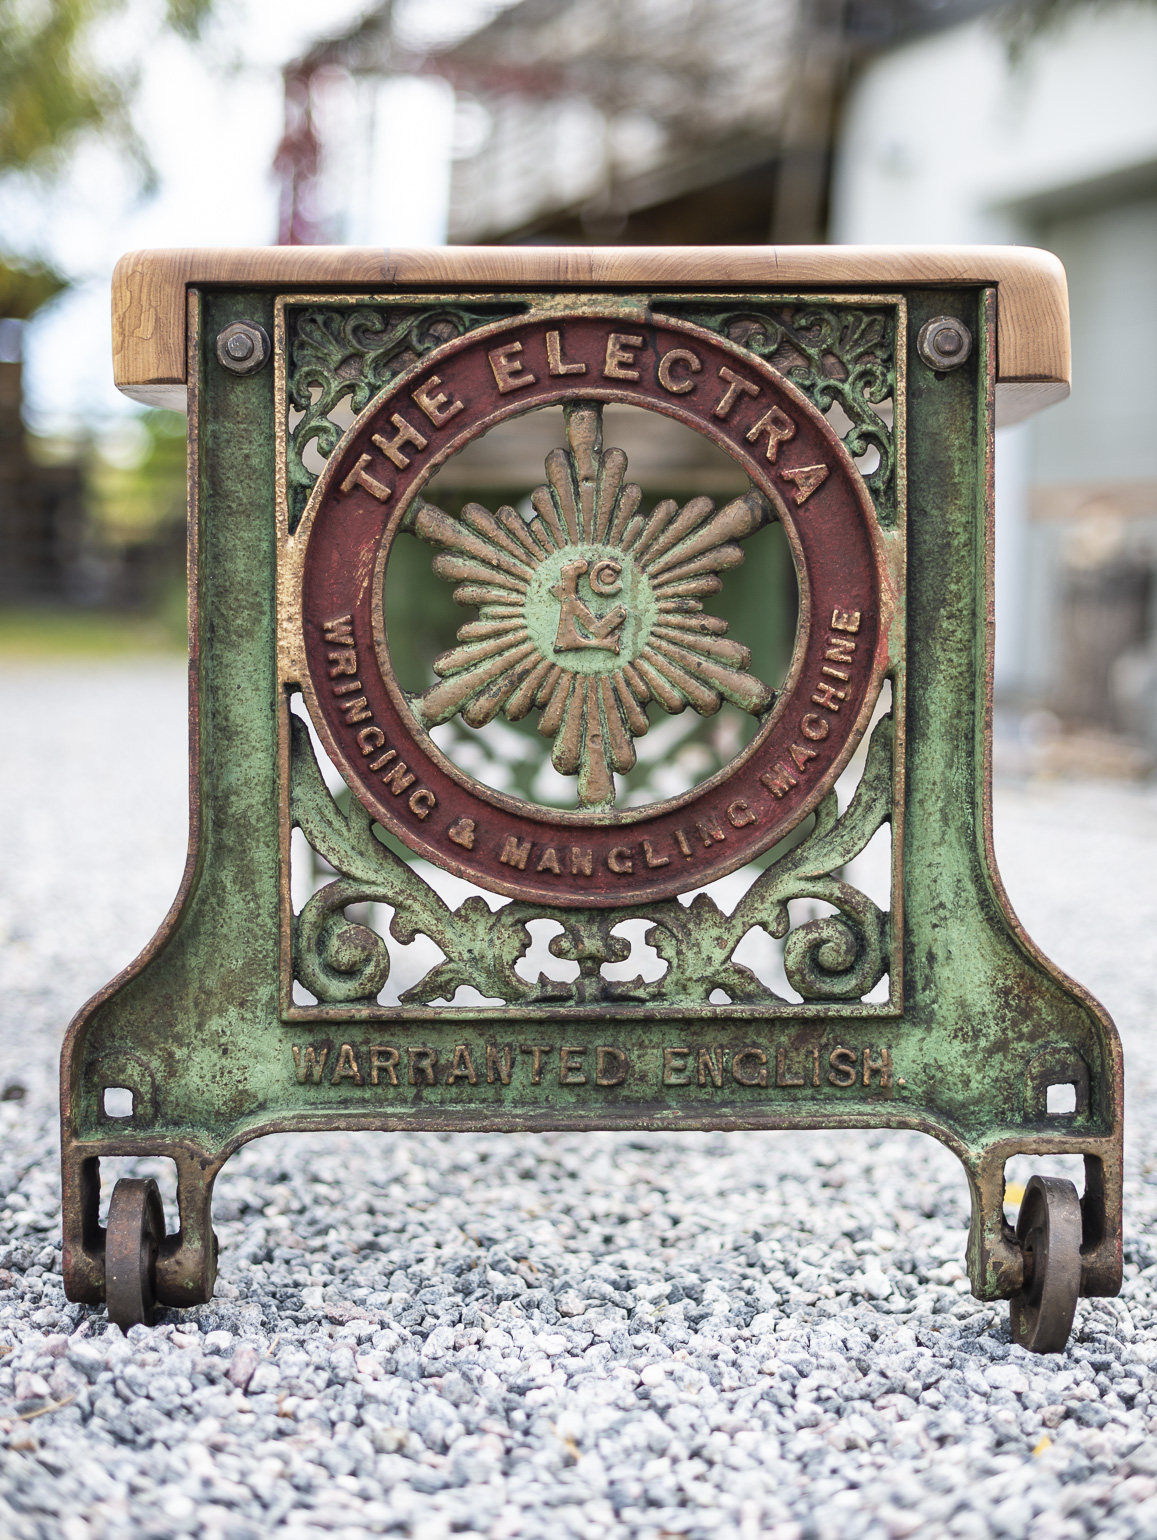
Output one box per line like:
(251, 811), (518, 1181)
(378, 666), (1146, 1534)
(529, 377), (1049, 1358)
(60, 258), (1122, 1353)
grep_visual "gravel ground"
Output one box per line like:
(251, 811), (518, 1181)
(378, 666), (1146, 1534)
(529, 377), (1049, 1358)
(3, 660), (1157, 1540)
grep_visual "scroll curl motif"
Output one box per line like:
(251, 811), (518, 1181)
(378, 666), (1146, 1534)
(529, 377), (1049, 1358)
(286, 303), (524, 529)
(659, 303), (897, 526)
(289, 709), (894, 1009)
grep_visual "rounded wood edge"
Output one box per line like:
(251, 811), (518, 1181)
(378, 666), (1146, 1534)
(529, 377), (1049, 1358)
(111, 243), (1070, 415)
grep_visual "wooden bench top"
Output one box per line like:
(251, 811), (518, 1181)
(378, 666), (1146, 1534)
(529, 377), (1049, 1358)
(112, 244), (1070, 427)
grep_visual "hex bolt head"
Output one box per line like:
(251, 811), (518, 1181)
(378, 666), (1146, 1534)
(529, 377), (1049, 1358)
(917, 316), (972, 373)
(216, 321), (270, 376)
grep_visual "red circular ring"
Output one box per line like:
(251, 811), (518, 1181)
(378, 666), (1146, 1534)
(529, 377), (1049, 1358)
(299, 311), (889, 907)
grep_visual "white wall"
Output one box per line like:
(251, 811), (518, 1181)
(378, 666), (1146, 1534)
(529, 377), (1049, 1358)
(831, 4), (1157, 699)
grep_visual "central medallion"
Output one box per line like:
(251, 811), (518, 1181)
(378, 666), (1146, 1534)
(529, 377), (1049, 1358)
(409, 404), (775, 807)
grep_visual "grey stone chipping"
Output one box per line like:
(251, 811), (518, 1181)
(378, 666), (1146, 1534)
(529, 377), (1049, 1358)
(2, 659), (1157, 1539)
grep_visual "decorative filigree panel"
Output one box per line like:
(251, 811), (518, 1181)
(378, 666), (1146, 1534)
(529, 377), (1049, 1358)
(290, 709), (893, 1012)
(658, 302), (898, 525)
(285, 302), (525, 529)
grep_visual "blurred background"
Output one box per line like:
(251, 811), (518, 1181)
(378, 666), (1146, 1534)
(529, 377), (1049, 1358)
(1, 0), (1156, 779)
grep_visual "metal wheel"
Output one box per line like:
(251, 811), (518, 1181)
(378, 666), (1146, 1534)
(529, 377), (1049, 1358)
(105, 1178), (164, 1329)
(1010, 1174), (1082, 1354)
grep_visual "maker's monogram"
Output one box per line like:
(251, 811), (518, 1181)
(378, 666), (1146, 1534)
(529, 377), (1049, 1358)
(551, 558), (628, 654)
(411, 404), (774, 807)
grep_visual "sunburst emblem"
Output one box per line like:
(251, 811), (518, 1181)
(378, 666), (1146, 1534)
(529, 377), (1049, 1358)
(407, 404), (775, 807)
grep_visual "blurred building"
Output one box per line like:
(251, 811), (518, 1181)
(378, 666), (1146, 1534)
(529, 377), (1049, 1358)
(277, 0), (1157, 759)
(0, 320), (85, 603)
(833, 3), (1157, 749)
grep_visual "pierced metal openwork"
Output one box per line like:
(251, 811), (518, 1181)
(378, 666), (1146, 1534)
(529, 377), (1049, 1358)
(60, 264), (1123, 1358)
(412, 405), (774, 808)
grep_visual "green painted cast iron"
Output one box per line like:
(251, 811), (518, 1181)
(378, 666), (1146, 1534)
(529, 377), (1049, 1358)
(60, 257), (1122, 1348)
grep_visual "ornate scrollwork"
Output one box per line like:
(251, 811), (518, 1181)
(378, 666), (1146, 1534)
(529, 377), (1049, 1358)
(410, 403), (775, 808)
(285, 303), (524, 529)
(658, 302), (897, 525)
(289, 710), (894, 1009)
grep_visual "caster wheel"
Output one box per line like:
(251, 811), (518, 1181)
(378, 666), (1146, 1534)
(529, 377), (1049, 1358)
(105, 1178), (164, 1329)
(1010, 1174), (1082, 1354)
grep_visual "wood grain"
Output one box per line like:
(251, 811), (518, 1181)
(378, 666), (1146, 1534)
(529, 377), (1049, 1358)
(111, 244), (1070, 424)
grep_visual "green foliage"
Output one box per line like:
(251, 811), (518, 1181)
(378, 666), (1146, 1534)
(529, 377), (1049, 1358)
(0, 0), (124, 178)
(0, 0), (214, 184)
(0, 256), (67, 319)
(87, 409), (188, 543)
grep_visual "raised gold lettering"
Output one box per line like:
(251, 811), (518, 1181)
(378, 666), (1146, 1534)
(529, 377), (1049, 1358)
(604, 333), (643, 381)
(500, 835), (532, 870)
(408, 788), (435, 819)
(520, 1044), (551, 1085)
(373, 413), (429, 469)
(332, 678), (363, 696)
(863, 1046), (893, 1088)
(828, 1046), (857, 1088)
(811, 682), (847, 711)
(292, 1044), (329, 1084)
(657, 348), (701, 394)
(489, 341), (537, 394)
(412, 375), (464, 426)
(340, 697), (372, 725)
(732, 1047), (768, 1087)
(369, 1045), (399, 1086)
(790, 742), (818, 771)
(726, 799), (756, 828)
(570, 847), (592, 876)
(607, 846), (634, 874)
(663, 1047), (691, 1085)
(486, 1044), (514, 1085)
(546, 330), (586, 376)
(332, 1043), (363, 1085)
(713, 366), (761, 419)
(445, 1044), (479, 1086)
(760, 763), (799, 799)
(357, 726), (385, 755)
(536, 847), (561, 874)
(323, 616), (354, 647)
(340, 452), (391, 503)
(831, 608), (862, 633)
(825, 635), (856, 665)
(780, 464), (829, 505)
(745, 405), (797, 462)
(674, 829), (693, 859)
(448, 817), (476, 849)
(559, 1046), (586, 1085)
(595, 1047), (628, 1087)
(407, 1046), (438, 1086)
(642, 839), (670, 869)
(381, 760), (417, 795)
(698, 1046), (724, 1088)
(696, 816), (725, 846)
(801, 713), (829, 741)
(327, 649), (358, 678)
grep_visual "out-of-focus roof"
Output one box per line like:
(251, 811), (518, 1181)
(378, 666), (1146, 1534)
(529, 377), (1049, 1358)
(430, 0), (999, 243)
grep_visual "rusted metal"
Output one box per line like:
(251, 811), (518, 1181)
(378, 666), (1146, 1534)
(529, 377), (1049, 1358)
(59, 261), (1122, 1348)
(1010, 1176), (1083, 1353)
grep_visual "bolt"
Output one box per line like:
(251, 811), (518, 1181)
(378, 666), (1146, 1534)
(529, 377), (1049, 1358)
(216, 321), (270, 376)
(917, 316), (972, 373)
